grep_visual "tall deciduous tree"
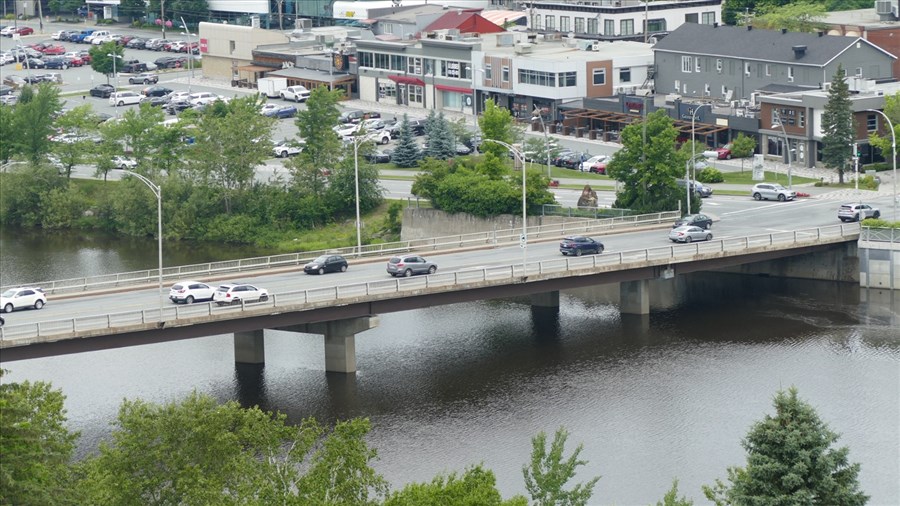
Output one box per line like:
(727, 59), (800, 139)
(730, 132), (757, 172)
(821, 65), (854, 183)
(289, 86), (343, 188)
(88, 42), (125, 83)
(522, 427), (600, 506)
(479, 99), (516, 161)
(868, 91), (900, 168)
(52, 105), (99, 179)
(391, 114), (421, 168)
(606, 109), (689, 213)
(748, 1), (827, 32)
(703, 387), (868, 506)
(11, 84), (63, 164)
(0, 370), (79, 505)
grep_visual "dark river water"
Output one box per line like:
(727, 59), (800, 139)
(1, 229), (898, 505)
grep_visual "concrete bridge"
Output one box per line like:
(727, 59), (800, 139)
(0, 223), (862, 372)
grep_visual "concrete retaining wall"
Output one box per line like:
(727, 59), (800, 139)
(401, 208), (594, 241)
(713, 241), (859, 283)
(859, 241), (900, 290)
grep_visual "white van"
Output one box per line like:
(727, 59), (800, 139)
(280, 85), (310, 102)
(84, 30), (110, 44)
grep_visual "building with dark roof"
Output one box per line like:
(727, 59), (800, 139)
(652, 23), (896, 102)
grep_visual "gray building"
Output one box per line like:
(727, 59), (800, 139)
(652, 23), (896, 102)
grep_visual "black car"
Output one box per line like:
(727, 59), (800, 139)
(89, 84), (116, 98)
(388, 118), (427, 138)
(154, 56), (185, 69)
(140, 95), (169, 107)
(125, 37), (147, 49)
(142, 85), (172, 97)
(366, 149), (392, 163)
(24, 58), (46, 69)
(58, 30), (81, 42)
(42, 56), (70, 69)
(303, 255), (348, 275)
(673, 213), (712, 230)
(165, 100), (193, 115)
(559, 235), (604, 256)
(122, 62), (149, 74)
(339, 110), (380, 124)
(556, 152), (588, 169)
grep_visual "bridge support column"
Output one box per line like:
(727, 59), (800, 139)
(276, 316), (380, 374)
(620, 280), (649, 315)
(234, 329), (265, 364)
(530, 290), (560, 308)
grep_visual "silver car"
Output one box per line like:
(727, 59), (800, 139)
(387, 255), (437, 277)
(669, 226), (713, 243)
(837, 203), (880, 222)
(751, 183), (796, 201)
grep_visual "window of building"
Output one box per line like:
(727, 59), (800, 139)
(682, 56), (692, 73)
(799, 111), (805, 128)
(559, 71), (577, 87)
(675, 80), (680, 91)
(390, 55), (404, 71)
(685, 13), (698, 23)
(407, 57), (422, 75)
(587, 18), (598, 34)
(721, 85), (728, 97)
(358, 51), (373, 68)
(702, 12), (715, 24)
(229, 40), (235, 54)
(379, 81), (396, 99)
(374, 53), (390, 69)
(716, 59), (722, 73)
(545, 15), (556, 31)
(442, 90), (462, 108)
(484, 63), (492, 80)
(620, 19), (634, 35)
(409, 85), (423, 104)
(695, 57), (702, 72)
(502, 65), (509, 82)
(765, 64), (771, 76)
(519, 69), (556, 87)
(441, 60), (469, 79)
(383, 23), (394, 34)
(704, 83), (711, 96)
(647, 18), (665, 33)
(788, 66), (794, 82)
(593, 68), (606, 85)
(620, 67), (631, 82)
(534, 14), (541, 29)
(745, 62), (751, 76)
(575, 17), (584, 33)
(560, 16), (570, 33)
(604, 19), (614, 35)
(424, 59), (434, 75)
(856, 67), (863, 77)
(868, 113), (877, 131)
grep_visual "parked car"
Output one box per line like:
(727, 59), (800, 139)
(58, 30), (81, 42)
(280, 85), (310, 102)
(673, 213), (712, 230)
(188, 91), (218, 106)
(363, 129), (392, 145)
(110, 91), (142, 106)
(146, 38), (170, 51)
(455, 144), (472, 155)
(387, 255), (437, 277)
(0, 26), (17, 37)
(165, 99), (193, 115)
(366, 149), (392, 163)
(24, 58), (46, 69)
(1, 287), (46, 312)
(389, 118), (427, 138)
(126, 37), (148, 49)
(556, 151), (588, 169)
(140, 95), (168, 107)
(693, 181), (713, 198)
(272, 139), (302, 158)
(89, 84), (116, 98)
(669, 225), (713, 243)
(212, 283), (269, 306)
(751, 182), (796, 202)
(0, 94), (18, 106)
(559, 235), (605, 256)
(128, 72), (158, 85)
(339, 110), (379, 124)
(142, 85), (172, 97)
(112, 155), (137, 169)
(13, 26), (34, 36)
(580, 154), (609, 172)
(260, 103), (298, 119)
(169, 280), (215, 304)
(714, 144), (733, 160)
(50, 30), (65, 40)
(41, 44), (66, 55)
(62, 53), (85, 66)
(838, 203), (880, 222)
(154, 55), (185, 68)
(42, 56), (71, 69)
(304, 254), (349, 275)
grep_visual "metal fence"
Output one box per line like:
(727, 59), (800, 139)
(1, 212), (679, 296)
(860, 227), (900, 243)
(541, 204), (637, 219)
(0, 223), (859, 342)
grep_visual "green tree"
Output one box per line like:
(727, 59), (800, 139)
(170, 0), (210, 26)
(48, 0), (83, 16)
(186, 95), (275, 213)
(750, 1), (827, 32)
(424, 111), (456, 160)
(88, 43), (125, 83)
(0, 165), (67, 227)
(868, 92), (900, 168)
(289, 86), (343, 186)
(385, 465), (528, 506)
(117, 0), (149, 19)
(524, 136), (561, 172)
(10, 84), (63, 164)
(730, 132), (757, 172)
(821, 65), (854, 183)
(325, 141), (384, 223)
(101, 101), (186, 178)
(522, 427), (600, 506)
(448, 116), (474, 148)
(0, 99), (16, 163)
(655, 480), (694, 506)
(52, 105), (99, 179)
(479, 99), (516, 161)
(703, 387), (868, 506)
(606, 109), (688, 213)
(0, 370), (79, 505)
(391, 114), (421, 168)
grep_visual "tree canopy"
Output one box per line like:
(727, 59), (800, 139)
(821, 65), (854, 183)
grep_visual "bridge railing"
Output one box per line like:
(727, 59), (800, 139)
(1, 211), (678, 296)
(0, 223), (860, 342)
(860, 226), (900, 243)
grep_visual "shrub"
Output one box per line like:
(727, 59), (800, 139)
(859, 174), (879, 190)
(861, 218), (900, 228)
(862, 162), (892, 172)
(696, 167), (724, 183)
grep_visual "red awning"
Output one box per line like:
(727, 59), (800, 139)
(388, 75), (425, 86)
(435, 84), (472, 94)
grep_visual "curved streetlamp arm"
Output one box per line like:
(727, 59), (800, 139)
(483, 138), (528, 275)
(865, 108), (897, 220)
(122, 170), (164, 321)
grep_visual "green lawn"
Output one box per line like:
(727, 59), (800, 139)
(719, 170), (818, 185)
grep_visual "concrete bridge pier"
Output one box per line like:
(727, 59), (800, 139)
(234, 329), (266, 364)
(530, 291), (560, 309)
(620, 280), (650, 315)
(275, 316), (380, 373)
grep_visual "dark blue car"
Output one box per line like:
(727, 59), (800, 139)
(559, 235), (605, 256)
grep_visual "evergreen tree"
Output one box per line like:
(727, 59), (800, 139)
(424, 112), (456, 160)
(703, 387), (868, 506)
(821, 65), (854, 183)
(391, 114), (421, 168)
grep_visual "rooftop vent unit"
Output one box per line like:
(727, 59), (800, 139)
(792, 45), (807, 58)
(875, 0), (899, 21)
(514, 43), (533, 54)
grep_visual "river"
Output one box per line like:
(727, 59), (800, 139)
(1, 228), (898, 505)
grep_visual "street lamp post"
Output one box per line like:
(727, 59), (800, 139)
(347, 133), (366, 255)
(531, 108), (552, 180)
(689, 103), (712, 215)
(108, 53), (122, 117)
(771, 118), (792, 189)
(121, 170), (164, 320)
(180, 16), (195, 93)
(483, 138), (528, 275)
(866, 108), (898, 220)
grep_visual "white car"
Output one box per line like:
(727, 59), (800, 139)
(212, 283), (269, 306)
(333, 123), (360, 138)
(51, 30), (65, 40)
(362, 129), (391, 145)
(280, 85), (310, 102)
(273, 139), (303, 158)
(580, 154), (608, 172)
(0, 26), (18, 37)
(110, 91), (142, 106)
(112, 155), (137, 169)
(188, 92), (218, 106)
(169, 280), (215, 304)
(1, 287), (47, 313)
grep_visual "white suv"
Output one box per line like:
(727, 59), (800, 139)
(1, 287), (47, 313)
(280, 85), (310, 102)
(838, 203), (880, 222)
(110, 91), (142, 106)
(212, 283), (269, 306)
(751, 183), (796, 202)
